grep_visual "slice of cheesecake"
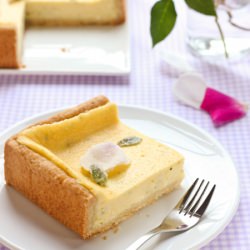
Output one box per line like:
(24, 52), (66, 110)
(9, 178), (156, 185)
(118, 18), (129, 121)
(0, 0), (25, 68)
(4, 96), (184, 238)
(26, 0), (125, 26)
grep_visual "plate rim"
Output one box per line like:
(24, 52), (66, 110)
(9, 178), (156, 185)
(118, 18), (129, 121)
(0, 104), (240, 250)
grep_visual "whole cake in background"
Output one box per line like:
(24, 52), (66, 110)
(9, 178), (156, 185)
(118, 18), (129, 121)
(0, 0), (125, 68)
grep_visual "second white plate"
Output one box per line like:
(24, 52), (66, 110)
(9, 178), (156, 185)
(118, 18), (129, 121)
(0, 105), (239, 250)
(0, 21), (130, 75)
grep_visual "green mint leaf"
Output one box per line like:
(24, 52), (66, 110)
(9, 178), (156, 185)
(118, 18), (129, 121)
(90, 165), (107, 186)
(184, 0), (216, 16)
(118, 136), (142, 147)
(150, 0), (177, 47)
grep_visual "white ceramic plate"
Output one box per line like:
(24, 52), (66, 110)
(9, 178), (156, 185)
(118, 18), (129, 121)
(0, 21), (130, 75)
(0, 105), (239, 250)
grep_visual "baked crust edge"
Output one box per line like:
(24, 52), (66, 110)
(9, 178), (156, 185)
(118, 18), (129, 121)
(0, 27), (19, 68)
(4, 95), (109, 238)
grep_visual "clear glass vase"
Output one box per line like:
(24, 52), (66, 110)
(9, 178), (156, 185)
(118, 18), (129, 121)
(187, 0), (250, 58)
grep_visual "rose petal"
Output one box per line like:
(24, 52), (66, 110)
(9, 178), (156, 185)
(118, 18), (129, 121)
(200, 88), (247, 126)
(80, 142), (130, 173)
(173, 73), (207, 109)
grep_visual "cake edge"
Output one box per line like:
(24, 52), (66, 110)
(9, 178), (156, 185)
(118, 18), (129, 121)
(4, 138), (97, 238)
(4, 95), (109, 238)
(25, 0), (126, 27)
(32, 95), (109, 126)
(89, 173), (184, 238)
(0, 27), (20, 68)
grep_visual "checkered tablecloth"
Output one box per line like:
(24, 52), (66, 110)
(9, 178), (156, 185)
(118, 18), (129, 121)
(0, 0), (250, 249)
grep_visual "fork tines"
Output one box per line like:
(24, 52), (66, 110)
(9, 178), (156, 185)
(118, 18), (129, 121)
(179, 178), (216, 218)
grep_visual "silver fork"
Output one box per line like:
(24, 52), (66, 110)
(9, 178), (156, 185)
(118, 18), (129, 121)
(126, 178), (216, 250)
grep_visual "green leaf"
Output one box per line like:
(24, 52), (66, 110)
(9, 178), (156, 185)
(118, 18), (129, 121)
(184, 0), (217, 16)
(117, 136), (142, 147)
(90, 165), (107, 186)
(150, 0), (177, 47)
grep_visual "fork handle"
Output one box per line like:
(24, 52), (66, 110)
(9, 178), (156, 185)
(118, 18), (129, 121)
(126, 228), (160, 250)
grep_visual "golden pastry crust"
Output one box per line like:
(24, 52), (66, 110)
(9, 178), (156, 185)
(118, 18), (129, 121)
(33, 95), (109, 126)
(0, 27), (19, 68)
(4, 95), (109, 238)
(25, 0), (125, 26)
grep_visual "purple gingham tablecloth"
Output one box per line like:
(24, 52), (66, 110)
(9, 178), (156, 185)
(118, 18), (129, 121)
(0, 0), (250, 249)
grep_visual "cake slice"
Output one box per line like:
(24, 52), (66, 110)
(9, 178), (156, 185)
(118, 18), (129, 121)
(4, 96), (184, 238)
(0, 0), (25, 68)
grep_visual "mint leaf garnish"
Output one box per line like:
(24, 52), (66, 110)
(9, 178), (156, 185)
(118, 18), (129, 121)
(90, 165), (107, 186)
(118, 136), (142, 147)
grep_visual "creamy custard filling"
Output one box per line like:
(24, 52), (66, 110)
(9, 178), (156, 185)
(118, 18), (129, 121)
(25, 0), (123, 24)
(17, 102), (184, 231)
(93, 164), (184, 230)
